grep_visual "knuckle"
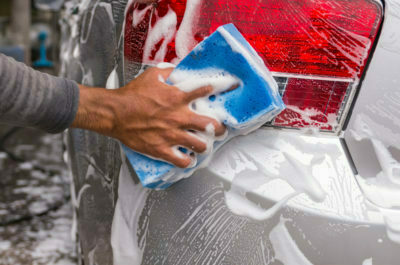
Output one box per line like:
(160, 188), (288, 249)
(197, 141), (207, 153)
(173, 155), (189, 168)
(164, 129), (176, 140)
(197, 87), (210, 97)
(147, 67), (157, 74)
(180, 158), (191, 168)
(169, 90), (184, 104)
(175, 91), (186, 103)
(205, 85), (213, 93)
(193, 116), (207, 130)
(213, 120), (225, 135)
(172, 114), (185, 127)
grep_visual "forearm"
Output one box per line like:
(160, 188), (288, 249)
(0, 54), (79, 133)
(71, 85), (117, 135)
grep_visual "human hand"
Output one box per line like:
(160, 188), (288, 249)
(72, 67), (226, 168)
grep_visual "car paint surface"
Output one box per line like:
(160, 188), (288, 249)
(60, 0), (400, 264)
(344, 0), (400, 211)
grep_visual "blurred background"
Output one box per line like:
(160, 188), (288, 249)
(0, 0), (77, 264)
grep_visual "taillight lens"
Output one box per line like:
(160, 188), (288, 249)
(124, 0), (382, 132)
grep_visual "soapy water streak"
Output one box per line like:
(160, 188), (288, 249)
(351, 114), (400, 244)
(269, 216), (313, 265)
(142, 8), (177, 63)
(126, 0), (203, 64)
(276, 105), (339, 130)
(219, 145), (326, 221)
(208, 129), (370, 222)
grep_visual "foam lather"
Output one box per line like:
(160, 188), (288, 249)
(123, 23), (285, 189)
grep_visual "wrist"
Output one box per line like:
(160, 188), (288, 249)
(72, 85), (118, 136)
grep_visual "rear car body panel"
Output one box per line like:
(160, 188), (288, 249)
(60, 0), (400, 264)
(344, 0), (400, 210)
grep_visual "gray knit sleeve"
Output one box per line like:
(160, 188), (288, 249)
(0, 53), (79, 133)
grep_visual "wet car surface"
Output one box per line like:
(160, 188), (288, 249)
(61, 0), (400, 264)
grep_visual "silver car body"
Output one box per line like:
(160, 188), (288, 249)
(61, 0), (400, 264)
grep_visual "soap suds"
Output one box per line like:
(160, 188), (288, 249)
(349, 114), (400, 245)
(208, 129), (368, 221)
(269, 216), (313, 265)
(75, 183), (90, 209)
(225, 188), (300, 221)
(282, 105), (339, 130)
(174, 0), (202, 62)
(350, 115), (400, 205)
(156, 62), (176, 69)
(157, 74), (165, 83)
(170, 68), (240, 126)
(111, 153), (149, 265)
(105, 67), (119, 90)
(132, 4), (152, 27)
(362, 258), (373, 265)
(219, 145), (326, 220)
(380, 208), (400, 245)
(80, 0), (100, 44)
(142, 7), (177, 64)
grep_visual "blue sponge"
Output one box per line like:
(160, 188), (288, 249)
(123, 23), (285, 189)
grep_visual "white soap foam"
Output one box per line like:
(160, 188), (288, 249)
(80, 0), (100, 44)
(208, 129), (369, 222)
(142, 7), (177, 64)
(72, 45), (80, 58)
(127, 0), (202, 64)
(350, 114), (400, 209)
(171, 145), (186, 159)
(169, 68), (240, 127)
(132, 66), (246, 187)
(205, 123), (215, 136)
(218, 144), (325, 221)
(362, 258), (373, 265)
(225, 188), (300, 221)
(156, 62), (176, 69)
(280, 105), (339, 130)
(105, 67), (119, 90)
(99, 2), (114, 25)
(75, 184), (90, 209)
(132, 4), (152, 27)
(380, 208), (400, 245)
(186, 131), (211, 154)
(269, 216), (313, 265)
(338, 113), (400, 245)
(174, 0), (202, 61)
(157, 74), (165, 83)
(111, 151), (149, 265)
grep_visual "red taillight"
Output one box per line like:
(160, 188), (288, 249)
(124, 0), (382, 132)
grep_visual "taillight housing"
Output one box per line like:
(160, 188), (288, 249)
(124, 0), (382, 132)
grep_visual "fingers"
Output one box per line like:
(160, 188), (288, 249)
(160, 148), (192, 168)
(184, 82), (239, 102)
(172, 131), (208, 154)
(184, 112), (226, 136)
(185, 85), (214, 102)
(225, 83), (240, 92)
(155, 67), (174, 80)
